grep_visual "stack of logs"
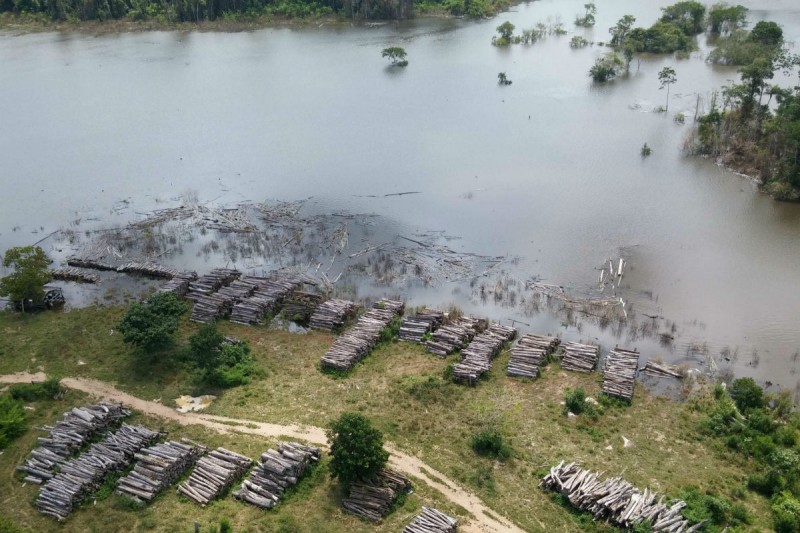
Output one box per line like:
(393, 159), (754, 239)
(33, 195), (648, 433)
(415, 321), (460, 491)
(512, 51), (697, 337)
(399, 308), (444, 343)
(602, 347), (640, 402)
(541, 462), (697, 532)
(452, 323), (517, 385)
(233, 442), (321, 509)
(403, 507), (458, 533)
(309, 299), (360, 332)
(50, 268), (100, 284)
(186, 268), (241, 299)
(177, 447), (252, 505)
(425, 316), (487, 357)
(281, 291), (324, 323)
(229, 275), (304, 325)
(342, 469), (411, 522)
(158, 271), (200, 297)
(190, 275), (260, 324)
(507, 334), (560, 379)
(643, 360), (684, 379)
(36, 424), (161, 520)
(320, 299), (405, 371)
(561, 342), (600, 373)
(116, 439), (207, 502)
(66, 257), (116, 271)
(117, 261), (183, 279)
(18, 403), (130, 485)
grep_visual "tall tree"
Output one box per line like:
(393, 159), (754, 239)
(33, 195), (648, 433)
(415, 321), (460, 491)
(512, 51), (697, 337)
(609, 15), (636, 48)
(0, 246), (52, 312)
(658, 67), (677, 111)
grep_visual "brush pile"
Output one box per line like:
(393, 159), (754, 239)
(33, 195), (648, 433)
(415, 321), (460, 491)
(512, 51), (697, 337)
(233, 442), (321, 509)
(35, 424), (161, 520)
(403, 507), (458, 533)
(177, 447), (252, 505)
(50, 268), (99, 283)
(186, 268), (241, 299)
(541, 462), (697, 532)
(158, 271), (200, 297)
(309, 299), (360, 332)
(425, 316), (487, 357)
(229, 275), (305, 325)
(507, 334), (560, 379)
(602, 347), (640, 402)
(399, 308), (444, 343)
(342, 469), (412, 522)
(116, 440), (207, 502)
(452, 323), (517, 385)
(561, 342), (600, 373)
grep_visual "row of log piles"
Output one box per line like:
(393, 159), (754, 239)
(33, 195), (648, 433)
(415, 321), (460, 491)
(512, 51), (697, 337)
(424, 316), (487, 357)
(18, 403), (130, 484)
(309, 299), (360, 332)
(66, 257), (116, 271)
(342, 469), (412, 522)
(452, 324), (517, 385)
(229, 275), (304, 325)
(50, 268), (100, 284)
(233, 442), (321, 509)
(399, 308), (444, 343)
(403, 507), (458, 533)
(542, 462), (697, 532)
(643, 360), (684, 379)
(177, 447), (252, 506)
(117, 261), (182, 279)
(158, 271), (200, 297)
(507, 334), (560, 379)
(186, 268), (241, 301)
(281, 291), (324, 323)
(190, 276), (268, 324)
(560, 342), (600, 373)
(602, 347), (640, 402)
(116, 440), (208, 502)
(35, 424), (161, 520)
(319, 299), (405, 371)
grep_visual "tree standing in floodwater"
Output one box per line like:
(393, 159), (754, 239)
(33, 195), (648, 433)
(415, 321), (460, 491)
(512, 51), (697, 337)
(658, 67), (677, 112)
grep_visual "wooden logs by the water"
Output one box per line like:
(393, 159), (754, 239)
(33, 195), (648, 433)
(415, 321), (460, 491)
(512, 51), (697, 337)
(158, 271), (200, 297)
(35, 424), (161, 520)
(116, 440), (207, 502)
(342, 469), (411, 522)
(643, 360), (684, 379)
(424, 316), (487, 357)
(186, 268), (241, 300)
(403, 507), (458, 533)
(602, 347), (640, 402)
(561, 342), (600, 373)
(399, 308), (444, 343)
(507, 334), (560, 379)
(66, 257), (116, 271)
(232, 442), (321, 509)
(229, 274), (304, 325)
(50, 268), (100, 284)
(541, 462), (697, 532)
(281, 291), (324, 323)
(309, 299), (360, 332)
(189, 273), (259, 323)
(320, 299), (405, 371)
(452, 323), (517, 385)
(177, 447), (252, 506)
(117, 261), (186, 279)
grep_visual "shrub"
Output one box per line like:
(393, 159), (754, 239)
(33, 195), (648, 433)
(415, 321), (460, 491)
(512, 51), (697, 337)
(0, 396), (27, 449)
(187, 325), (255, 388)
(589, 53), (622, 82)
(773, 492), (800, 533)
(327, 413), (389, 487)
(9, 378), (61, 401)
(678, 486), (748, 529)
(117, 292), (188, 351)
(729, 377), (765, 413)
(570, 35), (589, 48)
(470, 428), (512, 459)
(564, 388), (587, 414)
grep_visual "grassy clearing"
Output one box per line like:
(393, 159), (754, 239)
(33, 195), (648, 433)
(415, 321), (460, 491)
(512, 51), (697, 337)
(0, 307), (774, 531)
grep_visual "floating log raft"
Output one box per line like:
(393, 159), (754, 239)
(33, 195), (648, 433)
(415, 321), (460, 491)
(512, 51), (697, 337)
(18, 403), (130, 485)
(542, 462), (697, 532)
(116, 440), (207, 502)
(229, 273), (306, 325)
(399, 308), (444, 343)
(177, 447), (252, 506)
(158, 271), (200, 297)
(404, 507), (458, 533)
(232, 442), (321, 509)
(66, 257), (116, 271)
(642, 360), (684, 379)
(451, 323), (516, 385)
(507, 334), (560, 379)
(561, 341), (600, 373)
(35, 424), (161, 520)
(186, 268), (241, 300)
(602, 347), (640, 402)
(320, 299), (405, 371)
(117, 261), (185, 279)
(424, 316), (487, 357)
(309, 299), (359, 332)
(50, 268), (100, 284)
(342, 469), (411, 522)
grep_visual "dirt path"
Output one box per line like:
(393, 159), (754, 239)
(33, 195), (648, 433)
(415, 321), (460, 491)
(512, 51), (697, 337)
(0, 372), (525, 533)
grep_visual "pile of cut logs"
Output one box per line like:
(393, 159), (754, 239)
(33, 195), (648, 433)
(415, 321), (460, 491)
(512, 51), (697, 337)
(561, 342), (600, 373)
(50, 268), (99, 284)
(403, 507), (458, 533)
(66, 257), (116, 271)
(36, 424), (161, 520)
(342, 469), (411, 522)
(158, 271), (200, 297)
(643, 360), (684, 379)
(309, 299), (360, 332)
(281, 291), (324, 323)
(399, 308), (444, 343)
(602, 347), (640, 402)
(452, 323), (516, 384)
(186, 268), (241, 299)
(116, 439), (207, 502)
(190, 275), (261, 324)
(229, 275), (304, 325)
(507, 334), (560, 379)
(233, 442), (321, 509)
(117, 261), (183, 279)
(542, 462), (697, 532)
(425, 316), (487, 357)
(177, 447), (252, 505)
(18, 403), (130, 485)
(320, 299), (405, 371)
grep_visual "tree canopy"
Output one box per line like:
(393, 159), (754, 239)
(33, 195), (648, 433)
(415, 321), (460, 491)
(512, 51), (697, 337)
(659, 1), (706, 35)
(117, 292), (188, 352)
(381, 46), (408, 66)
(186, 324), (255, 387)
(327, 412), (389, 486)
(658, 66), (677, 111)
(0, 246), (53, 311)
(708, 3), (748, 34)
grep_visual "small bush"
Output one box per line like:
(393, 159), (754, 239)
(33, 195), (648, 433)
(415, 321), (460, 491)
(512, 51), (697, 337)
(117, 292), (188, 352)
(678, 486), (749, 529)
(9, 378), (61, 401)
(470, 429), (512, 459)
(0, 396), (27, 449)
(564, 388), (587, 414)
(729, 377), (765, 413)
(0, 515), (34, 533)
(773, 492), (800, 533)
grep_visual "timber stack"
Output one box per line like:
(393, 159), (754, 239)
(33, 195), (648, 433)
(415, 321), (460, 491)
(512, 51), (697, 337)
(541, 462), (696, 532)
(177, 447), (252, 506)
(452, 323), (517, 385)
(507, 334), (560, 379)
(309, 298), (359, 332)
(229, 274), (305, 325)
(117, 261), (183, 279)
(425, 316), (487, 357)
(281, 291), (324, 323)
(233, 442), (321, 509)
(186, 268), (241, 300)
(158, 271), (200, 297)
(50, 268), (99, 284)
(403, 507), (458, 533)
(602, 347), (640, 402)
(342, 469), (411, 522)
(561, 342), (600, 373)
(643, 360), (684, 379)
(399, 308), (444, 343)
(320, 299), (405, 371)
(66, 257), (116, 271)
(35, 424), (161, 520)
(189, 274), (257, 323)
(116, 439), (207, 502)
(18, 403), (130, 485)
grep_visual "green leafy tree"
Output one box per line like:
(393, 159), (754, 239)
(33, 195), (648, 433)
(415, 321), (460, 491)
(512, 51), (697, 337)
(729, 377), (765, 413)
(659, 1), (706, 35)
(327, 412), (389, 487)
(708, 3), (748, 34)
(381, 46), (408, 67)
(773, 492), (800, 533)
(117, 292), (188, 352)
(658, 67), (677, 111)
(609, 14), (636, 48)
(589, 53), (623, 82)
(749, 20), (783, 47)
(575, 2), (596, 27)
(0, 395), (27, 449)
(0, 246), (52, 311)
(495, 20), (515, 44)
(187, 324), (254, 387)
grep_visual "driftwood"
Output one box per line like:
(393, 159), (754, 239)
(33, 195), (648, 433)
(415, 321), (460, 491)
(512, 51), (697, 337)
(452, 323), (517, 385)
(403, 507), (458, 533)
(561, 341), (600, 373)
(309, 299), (360, 332)
(425, 316), (487, 357)
(602, 347), (640, 402)
(399, 308), (444, 343)
(177, 447), (252, 506)
(117, 439), (207, 502)
(507, 334), (560, 379)
(342, 469), (411, 522)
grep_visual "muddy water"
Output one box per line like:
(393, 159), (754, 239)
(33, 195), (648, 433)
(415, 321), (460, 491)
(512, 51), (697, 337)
(1, 0), (800, 389)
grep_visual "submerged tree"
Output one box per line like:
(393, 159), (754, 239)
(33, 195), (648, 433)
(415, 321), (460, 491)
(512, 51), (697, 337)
(494, 20), (515, 45)
(609, 14), (636, 48)
(658, 67), (677, 111)
(708, 3), (748, 34)
(497, 72), (512, 85)
(381, 47), (408, 67)
(575, 2), (596, 27)
(589, 53), (623, 82)
(0, 246), (52, 312)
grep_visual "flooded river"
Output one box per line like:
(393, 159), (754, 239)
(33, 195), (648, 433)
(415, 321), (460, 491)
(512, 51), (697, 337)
(1, 0), (800, 389)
